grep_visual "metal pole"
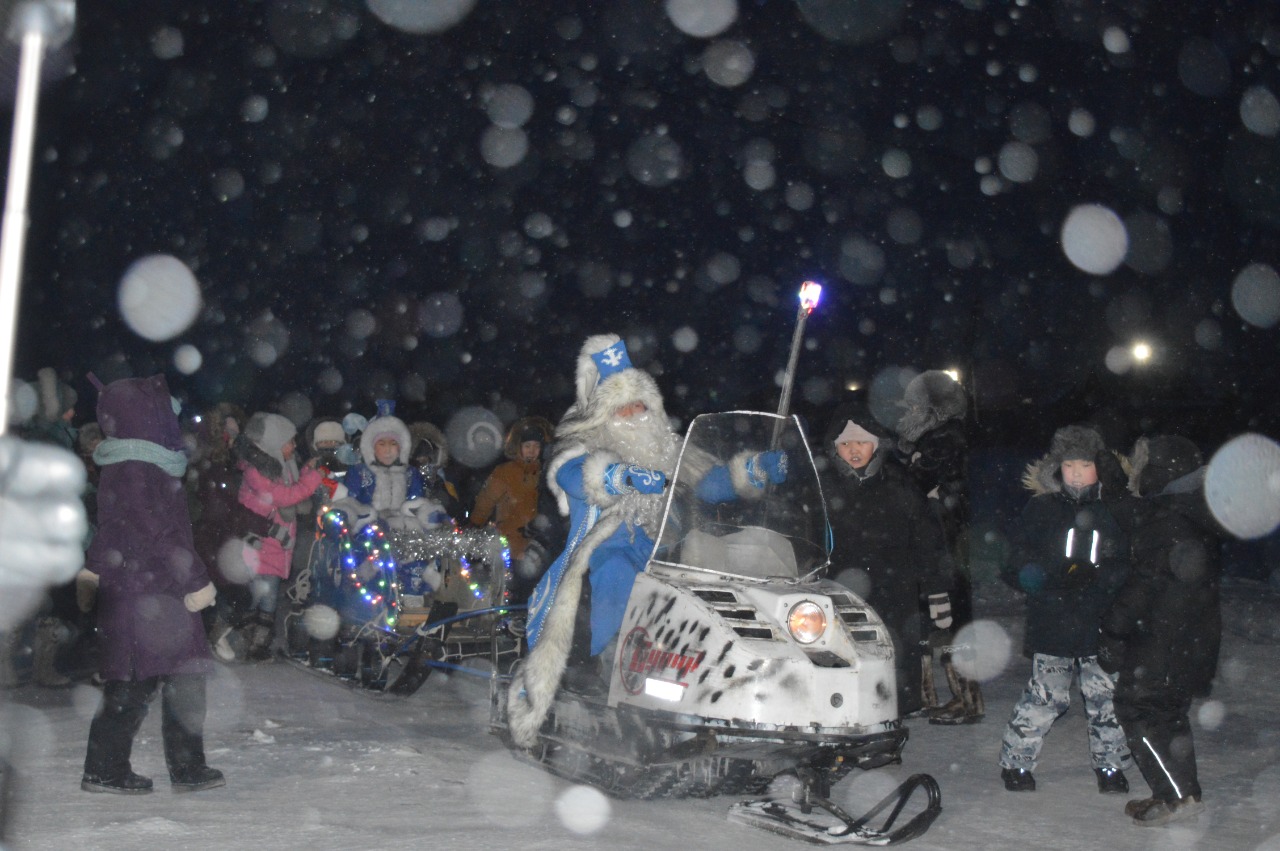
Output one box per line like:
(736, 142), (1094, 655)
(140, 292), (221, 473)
(0, 25), (46, 434)
(775, 303), (808, 420)
(0, 0), (75, 435)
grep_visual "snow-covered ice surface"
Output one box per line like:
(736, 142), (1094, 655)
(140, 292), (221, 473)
(3, 583), (1278, 851)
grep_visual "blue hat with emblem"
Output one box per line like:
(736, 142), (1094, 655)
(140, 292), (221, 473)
(590, 339), (632, 382)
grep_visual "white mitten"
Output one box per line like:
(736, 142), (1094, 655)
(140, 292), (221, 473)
(184, 582), (217, 612)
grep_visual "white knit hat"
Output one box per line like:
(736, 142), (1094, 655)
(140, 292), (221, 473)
(835, 420), (880, 452)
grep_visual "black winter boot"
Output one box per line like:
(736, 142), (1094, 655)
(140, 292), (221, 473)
(1095, 766), (1129, 794)
(244, 611), (276, 662)
(83, 679), (157, 793)
(170, 765), (225, 793)
(1132, 795), (1204, 826)
(1001, 768), (1036, 792)
(81, 770), (153, 794)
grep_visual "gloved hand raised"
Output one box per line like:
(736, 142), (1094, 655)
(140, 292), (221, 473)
(746, 450), (788, 487)
(926, 592), (953, 630)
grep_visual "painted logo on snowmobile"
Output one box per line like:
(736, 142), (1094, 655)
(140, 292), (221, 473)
(619, 627), (705, 695)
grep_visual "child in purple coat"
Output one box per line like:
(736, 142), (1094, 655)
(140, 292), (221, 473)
(81, 375), (223, 794)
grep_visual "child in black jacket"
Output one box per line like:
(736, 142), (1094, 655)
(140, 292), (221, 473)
(998, 425), (1134, 794)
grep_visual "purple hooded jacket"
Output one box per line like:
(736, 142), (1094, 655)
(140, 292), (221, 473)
(87, 375), (213, 680)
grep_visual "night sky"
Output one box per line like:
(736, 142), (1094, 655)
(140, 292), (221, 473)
(12, 0), (1280, 450)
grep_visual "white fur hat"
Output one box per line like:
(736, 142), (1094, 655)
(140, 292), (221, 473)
(311, 420), (345, 448)
(566, 334), (666, 427)
(360, 414), (411, 465)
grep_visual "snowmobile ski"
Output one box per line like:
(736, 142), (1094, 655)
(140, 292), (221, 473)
(727, 773), (942, 845)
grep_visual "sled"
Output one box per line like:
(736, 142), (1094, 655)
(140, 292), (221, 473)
(283, 515), (521, 694)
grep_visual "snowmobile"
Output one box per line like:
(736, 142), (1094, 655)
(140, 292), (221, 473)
(489, 411), (941, 844)
(282, 504), (522, 695)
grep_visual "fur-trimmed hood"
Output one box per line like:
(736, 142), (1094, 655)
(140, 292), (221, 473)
(896, 370), (966, 444)
(502, 416), (554, 460)
(243, 412), (297, 469)
(408, 421), (449, 467)
(360, 413), (412, 466)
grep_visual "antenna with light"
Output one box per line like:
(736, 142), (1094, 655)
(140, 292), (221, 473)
(773, 280), (822, 444)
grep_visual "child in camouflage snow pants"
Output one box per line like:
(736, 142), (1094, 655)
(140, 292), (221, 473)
(997, 425), (1133, 793)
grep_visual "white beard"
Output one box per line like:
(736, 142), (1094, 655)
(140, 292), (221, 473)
(596, 412), (679, 473)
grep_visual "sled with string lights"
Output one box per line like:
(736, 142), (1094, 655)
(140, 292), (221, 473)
(283, 508), (524, 694)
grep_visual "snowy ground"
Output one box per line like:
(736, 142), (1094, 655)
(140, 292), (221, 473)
(2, 582), (1278, 851)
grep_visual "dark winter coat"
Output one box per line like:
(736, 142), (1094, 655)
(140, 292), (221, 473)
(87, 375), (213, 681)
(1003, 455), (1134, 659)
(898, 418), (970, 535)
(821, 401), (955, 631)
(1100, 473), (1223, 697)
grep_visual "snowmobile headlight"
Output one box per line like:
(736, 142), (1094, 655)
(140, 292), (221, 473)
(787, 601), (827, 644)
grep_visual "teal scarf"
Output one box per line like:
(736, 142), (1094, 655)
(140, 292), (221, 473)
(93, 437), (188, 477)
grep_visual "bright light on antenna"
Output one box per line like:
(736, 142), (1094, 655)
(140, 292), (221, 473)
(799, 281), (822, 313)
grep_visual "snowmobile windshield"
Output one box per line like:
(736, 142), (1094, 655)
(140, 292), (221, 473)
(650, 412), (830, 581)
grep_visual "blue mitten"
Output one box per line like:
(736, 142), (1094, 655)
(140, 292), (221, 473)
(747, 450), (788, 487)
(624, 465), (667, 494)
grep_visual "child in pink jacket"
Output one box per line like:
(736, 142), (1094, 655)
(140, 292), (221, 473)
(236, 413), (322, 661)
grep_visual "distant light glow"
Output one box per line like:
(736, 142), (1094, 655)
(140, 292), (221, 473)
(799, 281), (822, 312)
(845, 380), (861, 392)
(943, 368), (961, 383)
(1131, 341), (1152, 362)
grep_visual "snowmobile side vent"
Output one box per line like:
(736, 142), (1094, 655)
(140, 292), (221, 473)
(732, 626), (776, 640)
(804, 650), (850, 668)
(692, 588), (738, 604)
(718, 608), (760, 621)
(848, 629), (880, 642)
(838, 609), (870, 625)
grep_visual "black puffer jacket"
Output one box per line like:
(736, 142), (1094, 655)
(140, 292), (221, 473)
(823, 404), (954, 625)
(1003, 445), (1135, 659)
(1100, 470), (1223, 696)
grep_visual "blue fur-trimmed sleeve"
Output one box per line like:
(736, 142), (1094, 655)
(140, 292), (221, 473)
(694, 451), (769, 503)
(579, 450), (625, 508)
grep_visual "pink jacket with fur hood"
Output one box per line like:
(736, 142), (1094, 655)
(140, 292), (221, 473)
(236, 412), (324, 579)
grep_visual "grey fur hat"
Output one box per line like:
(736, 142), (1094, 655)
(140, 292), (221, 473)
(1049, 424), (1105, 465)
(1021, 424), (1106, 494)
(896, 370), (966, 443)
